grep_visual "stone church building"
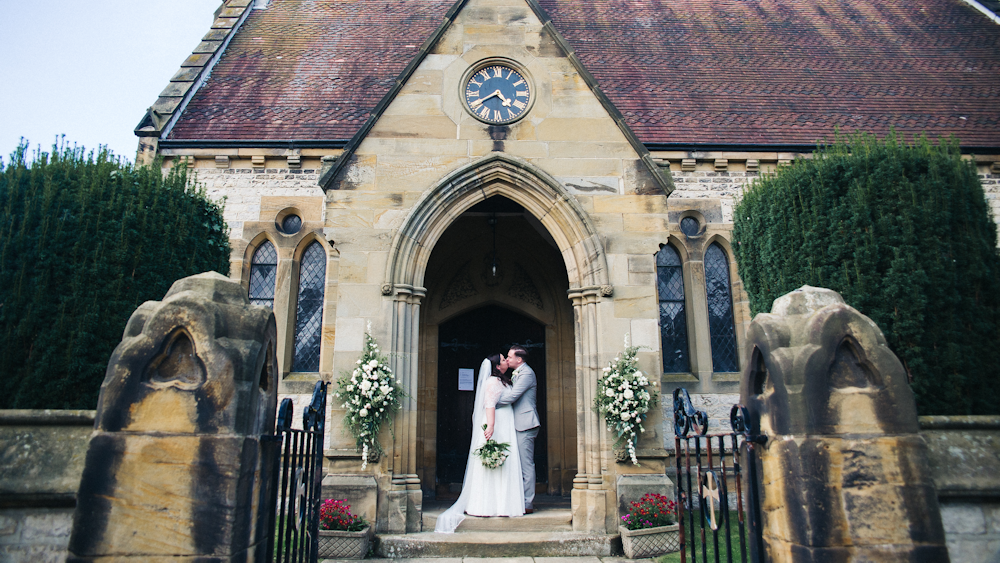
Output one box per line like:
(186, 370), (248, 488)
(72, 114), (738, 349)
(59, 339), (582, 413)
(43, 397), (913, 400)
(135, 0), (1000, 533)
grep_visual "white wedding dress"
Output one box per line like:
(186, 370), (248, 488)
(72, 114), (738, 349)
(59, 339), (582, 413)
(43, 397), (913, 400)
(434, 359), (524, 532)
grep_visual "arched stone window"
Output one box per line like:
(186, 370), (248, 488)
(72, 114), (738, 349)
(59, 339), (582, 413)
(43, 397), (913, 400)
(705, 243), (738, 372)
(248, 241), (277, 308)
(292, 241), (326, 372)
(656, 244), (689, 373)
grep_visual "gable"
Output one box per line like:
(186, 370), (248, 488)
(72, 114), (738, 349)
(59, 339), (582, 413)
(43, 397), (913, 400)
(320, 0), (672, 195)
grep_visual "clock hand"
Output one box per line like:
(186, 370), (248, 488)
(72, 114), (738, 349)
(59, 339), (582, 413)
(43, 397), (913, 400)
(470, 89), (502, 108)
(497, 92), (512, 107)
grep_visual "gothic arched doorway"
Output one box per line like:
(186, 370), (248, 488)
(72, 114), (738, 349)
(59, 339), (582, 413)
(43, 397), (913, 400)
(435, 305), (547, 493)
(417, 195), (576, 499)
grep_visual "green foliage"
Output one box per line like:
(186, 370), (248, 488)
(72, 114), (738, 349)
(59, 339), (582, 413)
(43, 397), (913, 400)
(0, 141), (230, 409)
(733, 132), (1000, 415)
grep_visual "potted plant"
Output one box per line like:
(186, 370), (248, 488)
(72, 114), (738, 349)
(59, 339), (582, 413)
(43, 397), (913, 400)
(317, 499), (371, 559)
(618, 493), (680, 559)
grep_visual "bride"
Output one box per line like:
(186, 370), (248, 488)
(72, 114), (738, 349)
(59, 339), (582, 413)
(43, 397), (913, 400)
(435, 353), (525, 532)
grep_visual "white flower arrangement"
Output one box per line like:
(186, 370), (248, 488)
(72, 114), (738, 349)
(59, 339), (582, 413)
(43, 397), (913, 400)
(334, 324), (403, 470)
(593, 333), (659, 465)
(472, 423), (511, 469)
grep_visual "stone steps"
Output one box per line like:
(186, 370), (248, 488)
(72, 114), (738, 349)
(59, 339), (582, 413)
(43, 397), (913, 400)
(421, 507), (573, 533)
(377, 498), (617, 558)
(375, 531), (617, 558)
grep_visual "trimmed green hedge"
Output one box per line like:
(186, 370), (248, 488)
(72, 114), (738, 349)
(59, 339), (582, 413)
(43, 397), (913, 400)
(0, 142), (230, 409)
(733, 134), (1000, 415)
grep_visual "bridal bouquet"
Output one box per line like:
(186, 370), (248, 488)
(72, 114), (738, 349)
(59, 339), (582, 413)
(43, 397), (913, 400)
(334, 324), (403, 470)
(594, 333), (659, 465)
(473, 424), (511, 469)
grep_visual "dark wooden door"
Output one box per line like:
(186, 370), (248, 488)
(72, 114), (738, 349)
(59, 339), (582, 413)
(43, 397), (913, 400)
(436, 305), (547, 495)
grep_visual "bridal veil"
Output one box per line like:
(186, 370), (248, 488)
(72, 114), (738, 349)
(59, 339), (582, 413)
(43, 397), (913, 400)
(433, 357), (492, 533)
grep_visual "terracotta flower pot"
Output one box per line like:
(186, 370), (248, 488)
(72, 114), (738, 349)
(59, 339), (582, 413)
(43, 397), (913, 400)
(317, 525), (371, 559)
(619, 523), (680, 559)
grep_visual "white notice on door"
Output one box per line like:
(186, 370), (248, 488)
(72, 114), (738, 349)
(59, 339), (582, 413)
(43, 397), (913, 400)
(458, 368), (475, 391)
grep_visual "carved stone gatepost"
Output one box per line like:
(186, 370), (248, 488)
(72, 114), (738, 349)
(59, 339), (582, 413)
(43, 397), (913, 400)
(742, 286), (949, 562)
(67, 272), (279, 562)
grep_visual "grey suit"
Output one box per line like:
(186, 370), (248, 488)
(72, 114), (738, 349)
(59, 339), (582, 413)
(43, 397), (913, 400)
(497, 363), (540, 509)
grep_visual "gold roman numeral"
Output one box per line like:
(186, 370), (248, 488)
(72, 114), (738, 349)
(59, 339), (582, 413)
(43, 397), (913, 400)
(478, 70), (490, 81)
(512, 100), (526, 110)
(508, 108), (516, 119)
(512, 79), (525, 87)
(493, 67), (502, 78)
(478, 106), (490, 119)
(516, 90), (528, 98)
(469, 78), (482, 88)
(493, 110), (502, 121)
(467, 89), (479, 99)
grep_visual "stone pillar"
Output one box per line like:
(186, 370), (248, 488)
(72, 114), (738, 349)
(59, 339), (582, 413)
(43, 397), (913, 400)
(386, 284), (424, 534)
(742, 286), (949, 562)
(67, 272), (279, 562)
(569, 286), (607, 532)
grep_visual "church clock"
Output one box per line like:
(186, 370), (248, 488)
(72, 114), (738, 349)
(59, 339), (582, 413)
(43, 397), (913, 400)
(463, 62), (532, 125)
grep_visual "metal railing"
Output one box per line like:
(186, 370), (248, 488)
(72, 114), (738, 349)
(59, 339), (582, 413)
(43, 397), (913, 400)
(673, 388), (766, 563)
(266, 381), (327, 563)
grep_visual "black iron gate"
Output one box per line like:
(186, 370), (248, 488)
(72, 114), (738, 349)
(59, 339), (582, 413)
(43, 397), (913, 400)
(264, 380), (328, 563)
(672, 388), (766, 563)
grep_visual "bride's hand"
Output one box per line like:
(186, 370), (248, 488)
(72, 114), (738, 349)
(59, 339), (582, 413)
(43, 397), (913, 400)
(484, 424), (494, 440)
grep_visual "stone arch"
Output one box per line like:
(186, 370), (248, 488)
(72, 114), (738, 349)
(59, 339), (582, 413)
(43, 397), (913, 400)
(383, 155), (613, 527)
(383, 153), (611, 294)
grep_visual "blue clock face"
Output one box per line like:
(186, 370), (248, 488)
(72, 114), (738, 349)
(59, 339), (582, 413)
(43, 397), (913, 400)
(464, 64), (531, 124)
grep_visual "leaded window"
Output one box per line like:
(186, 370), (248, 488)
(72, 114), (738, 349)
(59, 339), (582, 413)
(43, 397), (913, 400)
(281, 214), (302, 235)
(249, 242), (277, 308)
(656, 245), (689, 373)
(292, 241), (326, 372)
(705, 243), (738, 372)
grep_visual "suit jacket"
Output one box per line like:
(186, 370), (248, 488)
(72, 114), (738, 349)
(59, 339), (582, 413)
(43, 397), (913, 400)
(497, 363), (540, 431)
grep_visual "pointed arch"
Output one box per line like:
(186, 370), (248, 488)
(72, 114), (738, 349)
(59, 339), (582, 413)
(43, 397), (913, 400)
(383, 153), (611, 294)
(291, 239), (329, 373)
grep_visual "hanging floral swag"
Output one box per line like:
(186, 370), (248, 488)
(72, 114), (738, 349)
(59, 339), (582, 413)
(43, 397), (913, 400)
(334, 325), (404, 469)
(594, 334), (659, 465)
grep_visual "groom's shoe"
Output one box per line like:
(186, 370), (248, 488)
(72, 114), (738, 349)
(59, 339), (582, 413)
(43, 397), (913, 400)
(524, 508), (534, 514)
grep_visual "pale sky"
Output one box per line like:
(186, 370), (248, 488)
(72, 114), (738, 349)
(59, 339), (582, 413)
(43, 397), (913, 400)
(0, 0), (221, 164)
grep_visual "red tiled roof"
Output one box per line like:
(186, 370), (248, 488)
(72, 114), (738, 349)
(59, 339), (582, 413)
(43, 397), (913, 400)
(539, 0), (1000, 147)
(168, 0), (456, 141)
(169, 0), (1000, 147)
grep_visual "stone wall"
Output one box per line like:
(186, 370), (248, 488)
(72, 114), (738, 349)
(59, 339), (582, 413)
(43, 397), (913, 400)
(921, 415), (1000, 563)
(660, 392), (740, 449)
(0, 410), (94, 563)
(173, 160), (1000, 252)
(981, 170), (1000, 235)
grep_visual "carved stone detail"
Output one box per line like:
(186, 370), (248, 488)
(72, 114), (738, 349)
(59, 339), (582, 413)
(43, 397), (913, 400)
(144, 329), (206, 390)
(741, 285), (948, 561)
(440, 262), (478, 309)
(507, 263), (543, 309)
(68, 272), (279, 560)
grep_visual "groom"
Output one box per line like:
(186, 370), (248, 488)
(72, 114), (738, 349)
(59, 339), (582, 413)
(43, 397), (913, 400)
(498, 344), (540, 513)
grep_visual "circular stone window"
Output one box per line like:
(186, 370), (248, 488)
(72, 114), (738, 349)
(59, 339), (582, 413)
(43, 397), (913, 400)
(680, 216), (700, 236)
(280, 214), (302, 235)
